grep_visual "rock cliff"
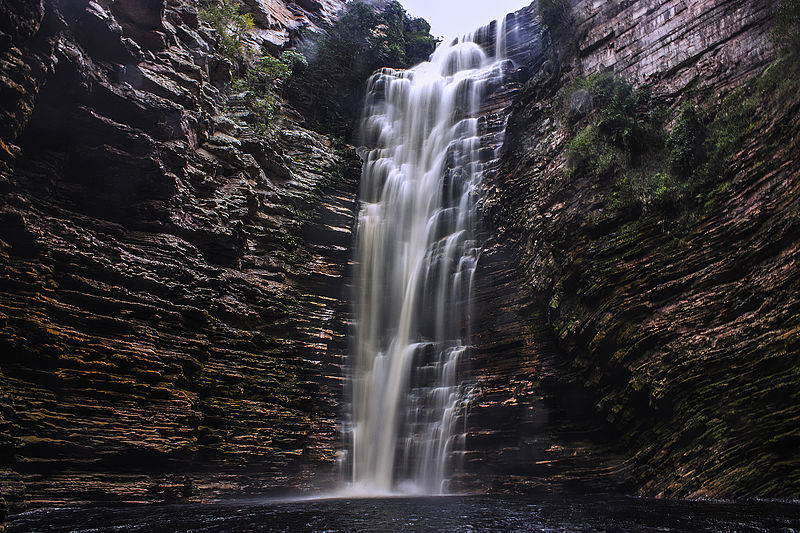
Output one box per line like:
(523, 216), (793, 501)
(467, 0), (800, 499)
(0, 0), (354, 511)
(0, 0), (797, 517)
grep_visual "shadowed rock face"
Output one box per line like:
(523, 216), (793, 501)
(0, 0), (355, 511)
(467, 0), (800, 499)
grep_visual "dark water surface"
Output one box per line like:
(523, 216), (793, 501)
(7, 495), (800, 532)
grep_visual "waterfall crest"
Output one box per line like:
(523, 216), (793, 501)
(348, 18), (514, 496)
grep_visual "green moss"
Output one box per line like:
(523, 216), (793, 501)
(771, 0), (800, 55)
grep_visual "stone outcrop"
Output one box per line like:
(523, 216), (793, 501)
(466, 0), (800, 499)
(574, 0), (774, 96)
(239, 0), (345, 53)
(0, 0), (356, 512)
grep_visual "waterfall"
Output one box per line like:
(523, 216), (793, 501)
(347, 19), (514, 496)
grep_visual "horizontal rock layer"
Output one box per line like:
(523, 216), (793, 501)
(0, 0), (356, 511)
(0, 0), (796, 516)
(575, 0), (774, 96)
(469, 0), (799, 499)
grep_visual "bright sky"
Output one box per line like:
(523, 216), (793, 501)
(399, 0), (532, 40)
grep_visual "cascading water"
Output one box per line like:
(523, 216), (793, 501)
(347, 17), (516, 496)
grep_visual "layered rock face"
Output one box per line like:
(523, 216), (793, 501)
(0, 0), (355, 511)
(238, 0), (344, 52)
(467, 0), (800, 498)
(0, 0), (797, 515)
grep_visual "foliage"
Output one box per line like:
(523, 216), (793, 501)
(612, 170), (680, 210)
(285, 0), (436, 138)
(235, 50), (307, 135)
(559, 0), (800, 220)
(200, 0), (309, 135)
(771, 0), (800, 55)
(666, 103), (706, 180)
(199, 0), (434, 137)
(677, 51), (799, 205)
(566, 125), (614, 177)
(563, 73), (672, 211)
(199, 0), (254, 60)
(566, 73), (659, 153)
(564, 39), (800, 218)
(237, 50), (306, 95)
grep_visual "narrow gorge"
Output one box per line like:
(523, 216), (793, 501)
(0, 0), (799, 529)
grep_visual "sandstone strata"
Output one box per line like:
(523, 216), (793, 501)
(468, 0), (799, 499)
(239, 0), (344, 52)
(0, 0), (797, 518)
(0, 0), (354, 512)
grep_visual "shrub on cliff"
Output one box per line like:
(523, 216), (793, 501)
(200, 1), (307, 134)
(772, 0), (800, 55)
(666, 103), (707, 180)
(236, 50), (307, 134)
(285, 1), (436, 138)
(199, 0), (254, 60)
(563, 73), (673, 210)
(563, 43), (800, 220)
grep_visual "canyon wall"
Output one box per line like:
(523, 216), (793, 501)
(0, 0), (354, 513)
(467, 0), (800, 499)
(0, 0), (797, 518)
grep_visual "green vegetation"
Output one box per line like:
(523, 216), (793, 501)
(771, 0), (800, 55)
(199, 0), (254, 60)
(199, 0), (435, 137)
(286, 1), (436, 137)
(563, 72), (660, 160)
(199, 0), (434, 137)
(563, 29), (800, 217)
(666, 103), (705, 180)
(199, 1), (306, 134)
(235, 50), (307, 134)
(562, 73), (672, 211)
(561, 0), (800, 218)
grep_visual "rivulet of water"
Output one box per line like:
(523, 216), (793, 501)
(347, 17), (515, 495)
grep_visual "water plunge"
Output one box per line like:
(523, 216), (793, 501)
(347, 17), (516, 495)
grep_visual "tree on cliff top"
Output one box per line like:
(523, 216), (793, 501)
(285, 0), (436, 138)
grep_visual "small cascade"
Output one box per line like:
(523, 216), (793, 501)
(496, 15), (508, 60)
(346, 16), (517, 495)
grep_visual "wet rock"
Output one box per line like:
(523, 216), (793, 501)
(566, 88), (592, 118)
(473, 0), (799, 500)
(111, 0), (165, 30)
(0, 0), (353, 512)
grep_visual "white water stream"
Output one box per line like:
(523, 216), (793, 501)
(347, 16), (515, 495)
